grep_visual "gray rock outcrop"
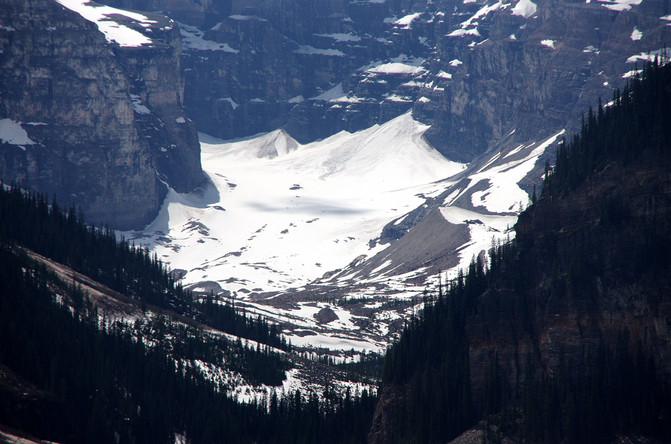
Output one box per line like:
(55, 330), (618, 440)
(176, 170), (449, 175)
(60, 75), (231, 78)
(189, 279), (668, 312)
(0, 0), (203, 229)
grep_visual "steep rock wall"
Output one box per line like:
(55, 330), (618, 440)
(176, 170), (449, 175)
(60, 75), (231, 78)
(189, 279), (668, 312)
(115, 18), (203, 192)
(0, 0), (162, 229)
(93, 0), (671, 164)
(0, 0), (203, 229)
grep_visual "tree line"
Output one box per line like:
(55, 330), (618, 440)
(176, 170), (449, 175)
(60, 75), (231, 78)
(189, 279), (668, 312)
(377, 60), (671, 443)
(0, 184), (377, 442)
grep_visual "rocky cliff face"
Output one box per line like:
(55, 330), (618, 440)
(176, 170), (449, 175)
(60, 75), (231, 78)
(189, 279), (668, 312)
(113, 15), (203, 192)
(418, 0), (671, 161)
(0, 0), (203, 229)
(96, 0), (671, 164)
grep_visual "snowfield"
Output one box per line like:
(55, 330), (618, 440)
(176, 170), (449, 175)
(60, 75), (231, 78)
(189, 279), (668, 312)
(126, 112), (464, 295)
(125, 112), (558, 355)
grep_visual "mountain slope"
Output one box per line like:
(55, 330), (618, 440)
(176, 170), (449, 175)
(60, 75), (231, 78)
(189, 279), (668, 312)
(370, 61), (671, 444)
(126, 112), (464, 293)
(0, 185), (378, 443)
(124, 111), (565, 359)
(0, 0), (203, 229)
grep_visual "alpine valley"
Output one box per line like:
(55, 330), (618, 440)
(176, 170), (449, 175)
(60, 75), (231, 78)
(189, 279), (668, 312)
(1, 0), (671, 443)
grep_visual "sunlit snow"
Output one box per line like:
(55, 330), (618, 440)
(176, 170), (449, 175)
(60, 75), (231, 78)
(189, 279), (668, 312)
(362, 55), (426, 76)
(0, 119), (36, 147)
(626, 49), (669, 64)
(312, 83), (346, 101)
(597, 0), (642, 11)
(541, 39), (556, 49)
(394, 12), (422, 28)
(467, 130), (564, 213)
(56, 0), (154, 47)
(511, 0), (537, 18)
(630, 27), (643, 41)
(125, 112), (465, 295)
(123, 113), (564, 355)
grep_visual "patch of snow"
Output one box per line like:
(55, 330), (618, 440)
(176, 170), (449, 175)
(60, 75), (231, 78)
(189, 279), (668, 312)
(458, 130), (564, 214)
(447, 27), (481, 37)
(511, 0), (537, 18)
(229, 15), (267, 21)
(331, 95), (367, 104)
(0, 119), (36, 146)
(179, 22), (239, 53)
(288, 95), (304, 104)
(439, 205), (517, 275)
(502, 143), (526, 160)
(218, 97), (239, 109)
(540, 39), (555, 49)
(361, 55), (426, 76)
(597, 0), (642, 11)
(449, 1), (506, 39)
(312, 83), (346, 101)
(622, 69), (642, 78)
(449, 59), (463, 67)
(314, 32), (361, 42)
(286, 333), (380, 353)
(394, 12), (422, 28)
(294, 45), (345, 57)
(366, 61), (427, 75)
(175, 117), (186, 124)
(461, 1), (506, 27)
(626, 49), (668, 64)
(630, 27), (642, 41)
(56, 0), (154, 47)
(130, 94), (151, 114)
(436, 71), (452, 79)
(384, 94), (412, 102)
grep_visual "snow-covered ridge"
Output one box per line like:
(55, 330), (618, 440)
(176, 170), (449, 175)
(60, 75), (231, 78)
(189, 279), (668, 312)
(125, 112), (465, 296)
(56, 0), (157, 47)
